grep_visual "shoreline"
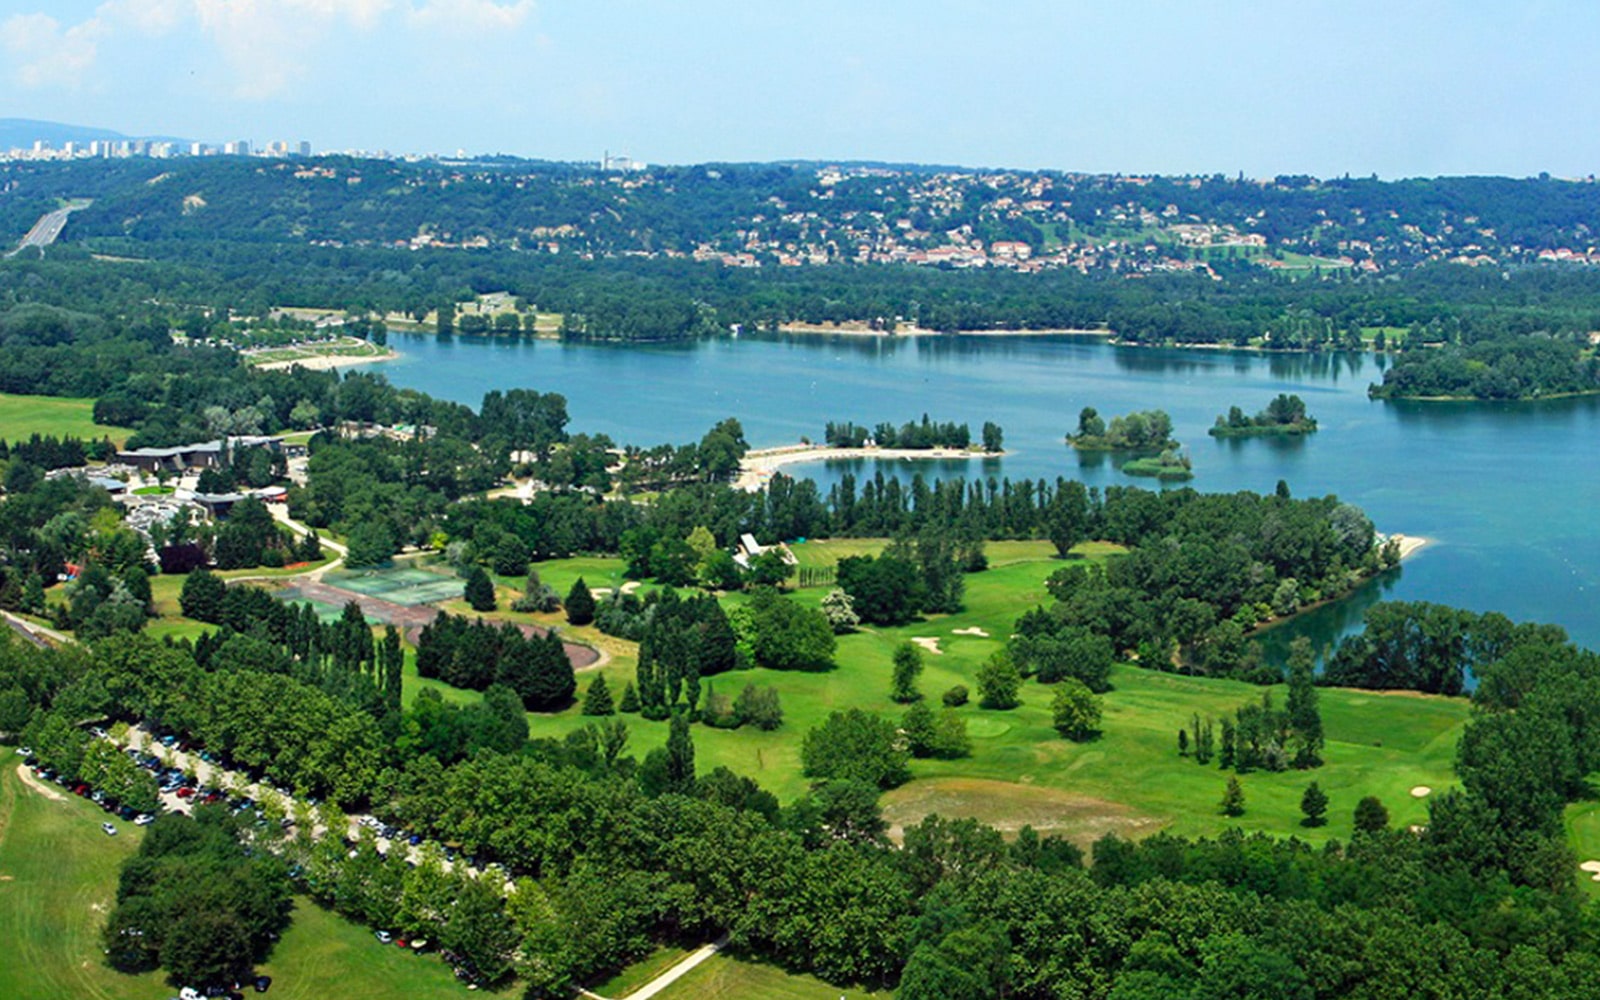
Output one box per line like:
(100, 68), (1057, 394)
(775, 323), (1106, 339)
(735, 443), (1004, 491)
(1383, 532), (1430, 562)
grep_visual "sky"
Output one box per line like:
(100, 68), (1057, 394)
(0, 0), (1596, 178)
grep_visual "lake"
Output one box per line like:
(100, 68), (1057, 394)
(380, 331), (1600, 652)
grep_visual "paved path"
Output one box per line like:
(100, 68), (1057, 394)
(1, 611), (68, 649)
(583, 937), (727, 1000)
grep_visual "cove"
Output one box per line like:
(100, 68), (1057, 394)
(380, 331), (1600, 652)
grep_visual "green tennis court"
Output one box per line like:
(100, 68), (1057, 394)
(323, 565), (465, 606)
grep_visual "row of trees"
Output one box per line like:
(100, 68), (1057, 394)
(822, 415), (993, 451)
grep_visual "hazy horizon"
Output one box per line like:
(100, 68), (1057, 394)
(1, 2), (1596, 179)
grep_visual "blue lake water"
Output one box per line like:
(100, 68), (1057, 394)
(380, 331), (1600, 652)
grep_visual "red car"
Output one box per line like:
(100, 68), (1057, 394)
(175, 787), (195, 799)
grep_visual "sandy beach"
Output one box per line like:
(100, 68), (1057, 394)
(735, 443), (1003, 491)
(1385, 533), (1430, 561)
(251, 347), (399, 371)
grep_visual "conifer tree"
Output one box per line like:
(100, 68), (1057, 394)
(1300, 781), (1329, 827)
(618, 681), (641, 713)
(582, 675), (615, 716)
(565, 577), (595, 626)
(1220, 777), (1246, 817)
(465, 566), (496, 612)
(664, 712), (695, 794)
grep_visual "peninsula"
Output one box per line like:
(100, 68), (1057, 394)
(734, 442), (1004, 492)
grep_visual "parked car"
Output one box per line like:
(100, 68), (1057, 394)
(14, 746), (31, 756)
(134, 813), (155, 826)
(374, 930), (393, 944)
(100, 822), (117, 836)
(253, 976), (272, 993)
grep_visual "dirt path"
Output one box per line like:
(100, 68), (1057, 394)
(14, 764), (66, 802)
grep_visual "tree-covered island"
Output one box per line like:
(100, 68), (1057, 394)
(1369, 335), (1600, 400)
(1209, 393), (1319, 437)
(1065, 407), (1176, 451)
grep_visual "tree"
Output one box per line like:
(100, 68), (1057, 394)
(618, 681), (641, 713)
(733, 683), (783, 731)
(1051, 678), (1101, 741)
(819, 587), (860, 633)
(582, 675), (615, 716)
(942, 685), (968, 707)
(179, 569), (226, 623)
(1286, 636), (1324, 767)
(664, 712), (696, 794)
(1300, 781), (1329, 827)
(464, 566), (496, 612)
(801, 709), (910, 789)
(976, 650), (1022, 710)
(891, 641), (924, 703)
(1221, 776), (1246, 817)
(565, 577), (595, 626)
(1354, 795), (1389, 833)
(343, 519), (395, 569)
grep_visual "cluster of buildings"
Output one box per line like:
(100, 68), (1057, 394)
(3, 138), (314, 162)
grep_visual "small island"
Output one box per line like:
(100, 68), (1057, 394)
(1208, 393), (1318, 437)
(1066, 407), (1176, 451)
(1121, 448), (1194, 480)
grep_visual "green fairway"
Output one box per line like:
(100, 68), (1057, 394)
(653, 953), (887, 1000)
(0, 759), (477, 999)
(517, 541), (1470, 842)
(0, 392), (131, 446)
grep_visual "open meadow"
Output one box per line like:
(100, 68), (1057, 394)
(0, 392), (130, 446)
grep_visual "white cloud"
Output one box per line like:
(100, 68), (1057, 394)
(0, 0), (534, 96)
(406, 0), (534, 32)
(0, 12), (109, 89)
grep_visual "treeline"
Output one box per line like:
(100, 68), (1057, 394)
(415, 612), (577, 711)
(1369, 334), (1600, 399)
(0, 432), (116, 468)
(823, 415), (993, 451)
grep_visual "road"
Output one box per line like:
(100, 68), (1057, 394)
(6, 200), (91, 258)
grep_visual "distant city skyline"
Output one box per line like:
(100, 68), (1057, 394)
(1, 2), (1597, 178)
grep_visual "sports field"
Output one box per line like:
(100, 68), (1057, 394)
(324, 565), (466, 606)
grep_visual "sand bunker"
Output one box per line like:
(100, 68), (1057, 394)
(1581, 861), (1600, 882)
(911, 637), (943, 655)
(952, 626), (990, 637)
(1410, 785), (1432, 798)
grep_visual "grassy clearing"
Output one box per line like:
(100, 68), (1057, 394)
(0, 759), (478, 999)
(0, 392), (130, 446)
(653, 953), (888, 1000)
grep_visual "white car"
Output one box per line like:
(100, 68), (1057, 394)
(101, 822), (117, 836)
(13, 746), (30, 756)
(375, 930), (393, 944)
(134, 813), (155, 826)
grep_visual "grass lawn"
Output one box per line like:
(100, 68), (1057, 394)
(516, 541), (1470, 842)
(652, 953), (887, 1000)
(588, 944), (692, 997)
(0, 392), (131, 446)
(0, 759), (479, 999)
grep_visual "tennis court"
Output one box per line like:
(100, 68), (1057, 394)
(323, 565), (465, 606)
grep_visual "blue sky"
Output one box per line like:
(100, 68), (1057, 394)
(0, 0), (1595, 177)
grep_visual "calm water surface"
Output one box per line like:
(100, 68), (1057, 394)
(381, 332), (1600, 652)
